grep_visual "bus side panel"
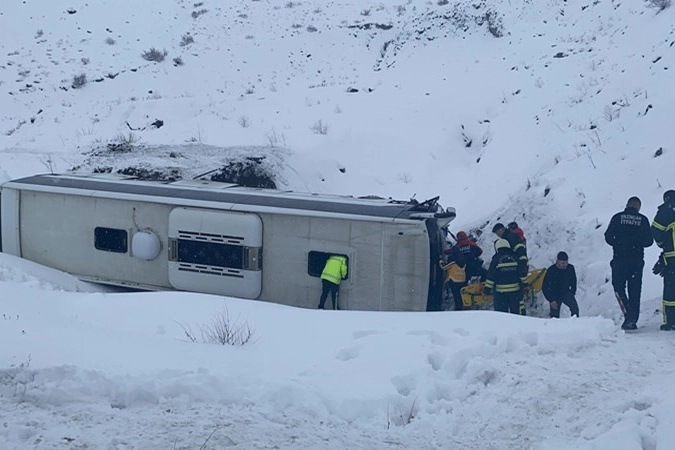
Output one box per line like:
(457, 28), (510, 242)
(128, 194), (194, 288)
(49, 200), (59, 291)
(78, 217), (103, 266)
(256, 215), (388, 311)
(257, 214), (351, 309)
(0, 187), (20, 256)
(19, 191), (172, 289)
(344, 221), (387, 311)
(380, 223), (430, 312)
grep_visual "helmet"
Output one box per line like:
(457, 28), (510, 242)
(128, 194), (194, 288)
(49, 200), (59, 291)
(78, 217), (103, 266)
(494, 238), (510, 251)
(457, 231), (468, 240)
(508, 221), (518, 230)
(664, 190), (675, 205)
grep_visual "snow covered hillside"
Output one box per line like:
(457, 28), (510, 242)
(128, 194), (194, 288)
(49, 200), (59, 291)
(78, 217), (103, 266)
(1, 0), (675, 448)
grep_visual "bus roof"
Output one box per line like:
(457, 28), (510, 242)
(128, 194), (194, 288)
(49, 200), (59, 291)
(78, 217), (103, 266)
(4, 173), (454, 222)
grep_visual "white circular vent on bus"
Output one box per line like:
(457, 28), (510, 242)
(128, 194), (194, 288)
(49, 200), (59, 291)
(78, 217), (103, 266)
(132, 230), (161, 260)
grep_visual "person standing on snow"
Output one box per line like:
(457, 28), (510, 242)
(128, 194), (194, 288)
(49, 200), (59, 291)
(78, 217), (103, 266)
(439, 245), (466, 311)
(483, 239), (525, 315)
(492, 223), (528, 277)
(492, 223), (529, 314)
(317, 255), (348, 310)
(542, 251), (579, 318)
(604, 196), (654, 331)
(651, 189), (675, 331)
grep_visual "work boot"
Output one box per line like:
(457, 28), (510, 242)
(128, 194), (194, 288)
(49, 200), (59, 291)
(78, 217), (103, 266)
(660, 323), (675, 331)
(622, 322), (637, 331)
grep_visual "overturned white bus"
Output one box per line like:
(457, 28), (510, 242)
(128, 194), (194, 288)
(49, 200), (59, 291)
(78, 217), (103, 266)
(0, 173), (455, 311)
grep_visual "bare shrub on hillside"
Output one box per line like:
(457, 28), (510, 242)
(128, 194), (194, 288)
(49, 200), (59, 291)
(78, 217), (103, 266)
(209, 157), (277, 188)
(238, 116), (251, 128)
(71, 73), (87, 89)
(105, 37), (116, 45)
(460, 124), (472, 148)
(202, 310), (253, 346)
(191, 8), (208, 18)
(179, 33), (194, 46)
(178, 309), (253, 347)
(477, 10), (504, 38)
(141, 48), (167, 62)
(603, 105), (620, 122)
(266, 129), (286, 147)
(106, 132), (138, 153)
(437, 0), (449, 5)
(311, 120), (329, 135)
(646, 0), (671, 12)
(173, 57), (184, 66)
(361, 8), (371, 16)
(306, 25), (318, 32)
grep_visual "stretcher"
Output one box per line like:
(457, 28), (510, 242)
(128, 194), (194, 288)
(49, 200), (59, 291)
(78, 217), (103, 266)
(460, 268), (546, 310)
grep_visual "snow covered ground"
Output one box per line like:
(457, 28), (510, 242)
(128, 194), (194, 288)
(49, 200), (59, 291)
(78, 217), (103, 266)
(1, 0), (675, 448)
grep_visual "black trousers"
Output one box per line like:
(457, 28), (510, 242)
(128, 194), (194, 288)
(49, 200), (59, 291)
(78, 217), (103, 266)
(662, 266), (675, 325)
(548, 292), (580, 318)
(318, 280), (339, 309)
(611, 258), (644, 324)
(449, 281), (467, 311)
(493, 291), (523, 315)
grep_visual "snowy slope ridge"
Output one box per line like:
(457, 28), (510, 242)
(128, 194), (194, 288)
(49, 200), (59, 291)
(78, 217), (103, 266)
(2, 1), (675, 449)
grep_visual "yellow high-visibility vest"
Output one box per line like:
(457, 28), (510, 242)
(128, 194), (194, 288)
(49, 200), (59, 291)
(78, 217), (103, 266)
(445, 262), (466, 283)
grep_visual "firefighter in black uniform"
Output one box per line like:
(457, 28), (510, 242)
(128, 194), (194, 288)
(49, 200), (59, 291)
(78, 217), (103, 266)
(484, 239), (526, 314)
(604, 196), (654, 330)
(492, 223), (529, 314)
(651, 189), (675, 331)
(542, 251), (579, 318)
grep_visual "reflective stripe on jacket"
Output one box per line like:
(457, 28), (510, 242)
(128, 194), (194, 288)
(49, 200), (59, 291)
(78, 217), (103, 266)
(652, 203), (675, 263)
(484, 251), (523, 294)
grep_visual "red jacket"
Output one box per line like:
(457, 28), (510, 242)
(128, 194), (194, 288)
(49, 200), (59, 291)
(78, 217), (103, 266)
(453, 237), (483, 261)
(512, 227), (526, 242)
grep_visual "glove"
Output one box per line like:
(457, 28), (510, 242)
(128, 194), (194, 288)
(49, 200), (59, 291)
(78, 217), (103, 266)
(653, 254), (665, 277)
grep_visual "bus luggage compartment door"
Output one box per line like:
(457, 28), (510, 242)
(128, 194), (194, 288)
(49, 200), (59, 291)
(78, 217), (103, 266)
(168, 208), (262, 298)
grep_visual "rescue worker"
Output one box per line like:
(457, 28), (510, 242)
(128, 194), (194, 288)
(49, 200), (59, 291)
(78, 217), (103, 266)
(651, 189), (675, 331)
(451, 231), (487, 282)
(508, 221), (527, 243)
(439, 245), (466, 311)
(317, 254), (348, 310)
(492, 223), (528, 277)
(492, 222), (529, 314)
(542, 251), (579, 318)
(483, 239), (525, 315)
(604, 196), (654, 330)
